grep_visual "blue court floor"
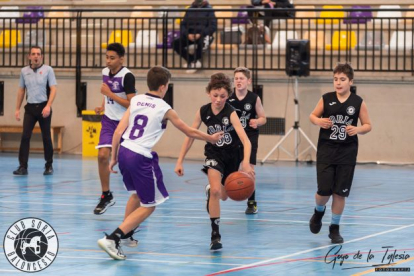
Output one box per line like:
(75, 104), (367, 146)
(0, 153), (413, 276)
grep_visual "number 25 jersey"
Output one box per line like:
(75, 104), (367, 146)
(121, 93), (171, 158)
(317, 92), (362, 164)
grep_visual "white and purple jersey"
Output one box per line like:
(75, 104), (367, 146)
(121, 93), (171, 158)
(102, 67), (135, 121)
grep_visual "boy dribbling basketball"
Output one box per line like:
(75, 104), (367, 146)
(174, 73), (254, 251)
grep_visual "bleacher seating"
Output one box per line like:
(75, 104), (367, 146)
(388, 31), (413, 50)
(376, 5), (402, 24)
(316, 5), (345, 24)
(325, 31), (357, 50)
(15, 6), (44, 24)
(0, 30), (21, 47)
(101, 30), (133, 49)
(343, 5), (372, 24)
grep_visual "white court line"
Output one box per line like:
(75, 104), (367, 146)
(63, 255), (244, 266)
(2, 193), (412, 208)
(0, 252), (244, 267)
(208, 223), (414, 275)
(1, 200), (413, 221)
(0, 211), (407, 227)
(0, 270), (21, 273)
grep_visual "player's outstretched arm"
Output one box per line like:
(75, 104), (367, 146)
(165, 109), (222, 143)
(171, 110), (222, 176)
(231, 111), (254, 177)
(109, 107), (131, 173)
(174, 111), (202, 176)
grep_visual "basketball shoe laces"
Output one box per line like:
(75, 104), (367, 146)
(104, 233), (125, 256)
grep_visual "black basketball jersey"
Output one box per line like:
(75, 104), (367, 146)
(200, 102), (241, 151)
(317, 92), (363, 164)
(227, 91), (259, 136)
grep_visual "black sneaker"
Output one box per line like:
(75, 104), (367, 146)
(329, 224), (344, 244)
(94, 192), (115, 215)
(210, 231), (222, 251)
(245, 200), (258, 214)
(13, 166), (28, 176)
(43, 165), (54, 175)
(205, 184), (210, 214)
(309, 208), (325, 234)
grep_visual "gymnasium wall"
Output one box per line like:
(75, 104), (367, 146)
(1, 69), (413, 164)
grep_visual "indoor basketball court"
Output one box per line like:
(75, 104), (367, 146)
(0, 153), (413, 275)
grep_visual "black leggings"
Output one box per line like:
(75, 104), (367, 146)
(173, 35), (204, 63)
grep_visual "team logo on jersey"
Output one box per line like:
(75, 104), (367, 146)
(3, 218), (59, 272)
(244, 103), (252, 111)
(229, 99), (235, 102)
(346, 106), (356, 115)
(111, 81), (120, 91)
(222, 117), (229, 126)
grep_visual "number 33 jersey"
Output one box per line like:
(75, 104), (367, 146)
(317, 92), (363, 164)
(121, 93), (171, 158)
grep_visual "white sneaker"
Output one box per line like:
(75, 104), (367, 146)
(194, 60), (202, 68)
(121, 236), (138, 247)
(97, 236), (126, 260)
(186, 61), (202, 74)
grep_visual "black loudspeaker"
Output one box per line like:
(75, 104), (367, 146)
(164, 83), (173, 108)
(0, 81), (3, 116)
(253, 84), (263, 104)
(285, 39), (310, 77)
(76, 82), (87, 117)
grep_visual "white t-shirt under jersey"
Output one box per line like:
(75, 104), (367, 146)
(121, 93), (172, 158)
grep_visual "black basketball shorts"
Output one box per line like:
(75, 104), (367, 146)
(202, 146), (243, 185)
(316, 163), (356, 197)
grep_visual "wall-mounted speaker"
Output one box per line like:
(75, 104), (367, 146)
(285, 39), (310, 77)
(164, 83), (173, 108)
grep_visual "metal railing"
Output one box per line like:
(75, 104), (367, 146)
(0, 7), (413, 72)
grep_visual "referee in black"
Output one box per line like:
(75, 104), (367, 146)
(13, 46), (57, 175)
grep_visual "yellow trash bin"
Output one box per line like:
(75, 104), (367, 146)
(82, 110), (102, 157)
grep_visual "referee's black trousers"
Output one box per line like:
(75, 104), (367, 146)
(18, 102), (53, 169)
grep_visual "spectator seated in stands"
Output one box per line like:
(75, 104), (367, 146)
(249, 0), (295, 27)
(245, 24), (271, 45)
(173, 0), (217, 74)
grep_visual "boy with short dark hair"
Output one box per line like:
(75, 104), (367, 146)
(97, 66), (223, 260)
(93, 43), (136, 216)
(175, 73), (254, 250)
(309, 63), (372, 243)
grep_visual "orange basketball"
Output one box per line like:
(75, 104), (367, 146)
(224, 171), (255, 201)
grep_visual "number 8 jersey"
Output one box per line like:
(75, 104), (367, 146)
(317, 91), (363, 165)
(121, 93), (171, 158)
